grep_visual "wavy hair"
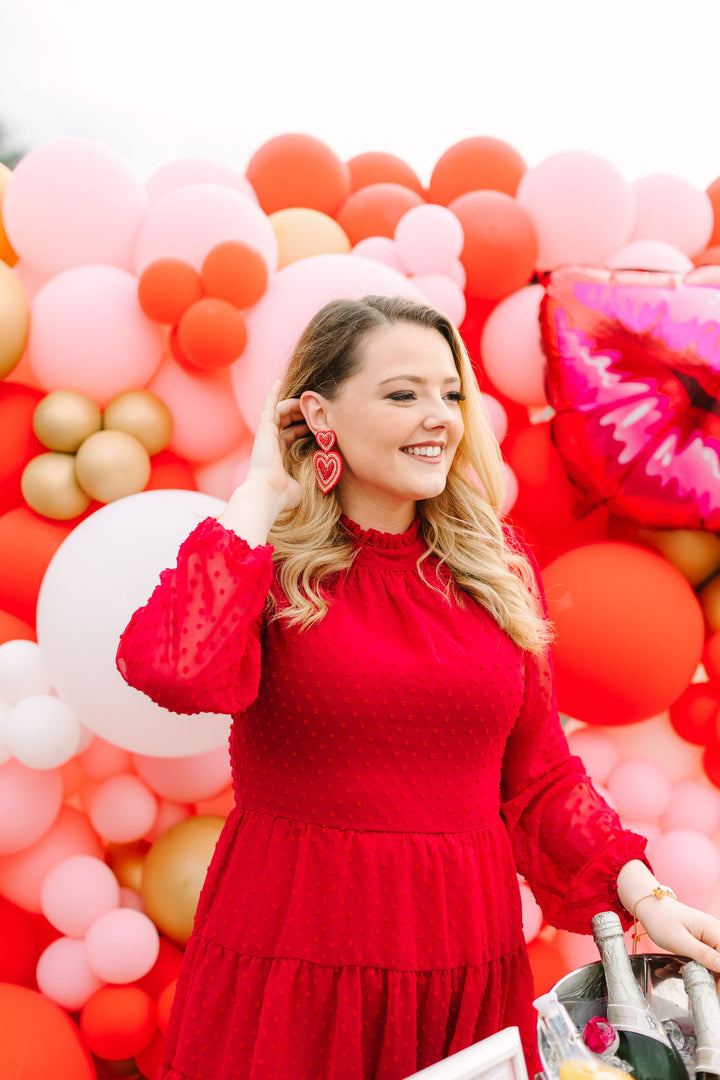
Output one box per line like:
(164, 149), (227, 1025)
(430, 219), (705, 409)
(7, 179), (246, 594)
(267, 295), (552, 654)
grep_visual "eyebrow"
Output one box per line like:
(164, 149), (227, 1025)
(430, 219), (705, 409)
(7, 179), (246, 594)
(377, 374), (462, 386)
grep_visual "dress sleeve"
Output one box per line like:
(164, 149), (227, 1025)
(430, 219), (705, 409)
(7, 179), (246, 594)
(116, 516), (274, 717)
(499, 540), (649, 935)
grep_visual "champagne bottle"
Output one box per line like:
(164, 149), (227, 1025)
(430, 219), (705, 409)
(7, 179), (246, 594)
(591, 911), (689, 1080)
(682, 960), (720, 1079)
(534, 991), (633, 1080)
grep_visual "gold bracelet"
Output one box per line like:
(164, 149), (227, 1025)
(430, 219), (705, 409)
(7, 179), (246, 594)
(631, 885), (678, 954)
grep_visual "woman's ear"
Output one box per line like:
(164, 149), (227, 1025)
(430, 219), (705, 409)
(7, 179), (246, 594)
(299, 391), (331, 435)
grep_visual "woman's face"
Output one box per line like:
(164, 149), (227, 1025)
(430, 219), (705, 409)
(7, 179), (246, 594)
(306, 321), (465, 523)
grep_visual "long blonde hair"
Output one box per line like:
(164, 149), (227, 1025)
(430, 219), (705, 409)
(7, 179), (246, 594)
(268, 295), (552, 654)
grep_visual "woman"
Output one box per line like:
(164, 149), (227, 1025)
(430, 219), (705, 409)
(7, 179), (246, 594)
(117, 295), (720, 1080)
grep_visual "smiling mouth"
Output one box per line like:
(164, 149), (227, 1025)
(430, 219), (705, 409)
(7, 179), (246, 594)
(400, 446), (443, 461)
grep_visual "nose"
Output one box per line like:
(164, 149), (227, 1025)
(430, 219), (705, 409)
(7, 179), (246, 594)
(422, 395), (456, 428)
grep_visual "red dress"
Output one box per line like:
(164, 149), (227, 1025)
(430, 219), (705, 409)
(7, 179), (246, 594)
(116, 514), (647, 1080)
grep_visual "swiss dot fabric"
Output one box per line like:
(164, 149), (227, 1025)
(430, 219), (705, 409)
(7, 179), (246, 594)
(116, 515), (647, 1080)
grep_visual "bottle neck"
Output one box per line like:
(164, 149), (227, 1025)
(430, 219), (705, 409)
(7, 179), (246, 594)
(595, 932), (672, 1046)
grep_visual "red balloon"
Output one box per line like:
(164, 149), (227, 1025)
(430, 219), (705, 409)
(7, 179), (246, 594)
(429, 136), (527, 205)
(449, 191), (537, 300)
(0, 383), (44, 514)
(543, 543), (705, 725)
(146, 449), (197, 492)
(0, 506), (73, 626)
(177, 299), (247, 370)
(335, 183), (424, 245)
(81, 985), (156, 1060)
(692, 245), (720, 267)
(704, 631), (720, 686)
(0, 896), (44, 986)
(526, 938), (568, 996)
(669, 682), (720, 745)
(347, 152), (424, 196)
(201, 241), (268, 310)
(703, 741), (720, 788)
(0, 608), (35, 644)
(135, 1029), (166, 1080)
(0, 983), (95, 1080)
(137, 259), (203, 325)
(156, 978), (177, 1036)
(135, 937), (184, 998)
(246, 133), (350, 216)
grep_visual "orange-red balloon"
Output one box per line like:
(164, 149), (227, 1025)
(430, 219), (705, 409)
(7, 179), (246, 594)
(526, 938), (568, 995)
(449, 191), (537, 299)
(0, 983), (95, 1080)
(81, 985), (156, 1060)
(138, 258), (203, 325)
(135, 1029), (166, 1080)
(201, 241), (268, 309)
(135, 937), (184, 999)
(156, 978), (177, 1036)
(0, 383), (45, 514)
(0, 506), (72, 626)
(347, 152), (424, 196)
(177, 299), (247, 371)
(693, 245), (720, 267)
(669, 682), (720, 745)
(246, 133), (350, 216)
(543, 543), (705, 725)
(429, 136), (527, 205)
(145, 448), (198, 492)
(335, 182), (424, 245)
(0, 608), (35, 644)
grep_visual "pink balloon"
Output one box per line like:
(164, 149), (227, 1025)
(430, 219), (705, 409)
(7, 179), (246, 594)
(351, 237), (406, 273)
(480, 394), (508, 444)
(647, 829), (720, 908)
(660, 780), (720, 836)
(144, 799), (192, 843)
(40, 855), (120, 937)
(193, 440), (253, 500)
(555, 928), (602, 970)
(631, 174), (713, 256)
(11, 260), (48, 303)
(231, 254), (422, 432)
(607, 714), (704, 783)
(444, 259), (466, 291)
(480, 284), (547, 406)
(410, 273), (466, 327)
(516, 150), (635, 270)
(566, 728), (620, 786)
(85, 907), (160, 983)
(132, 746), (231, 802)
(146, 157), (258, 205)
(394, 204), (464, 275)
(134, 183), (277, 275)
(77, 737), (133, 781)
(500, 463), (518, 517)
(0, 760), (62, 854)
(0, 805), (103, 913)
(519, 879), (542, 943)
(3, 138), (147, 277)
(148, 353), (249, 463)
(605, 239), (694, 273)
(619, 820), (662, 847)
(88, 774), (158, 843)
(119, 886), (145, 911)
(606, 759), (673, 823)
(27, 266), (164, 407)
(36, 936), (104, 1010)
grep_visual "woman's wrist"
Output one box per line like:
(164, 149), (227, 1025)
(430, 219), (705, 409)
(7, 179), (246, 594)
(616, 859), (665, 915)
(216, 477), (285, 547)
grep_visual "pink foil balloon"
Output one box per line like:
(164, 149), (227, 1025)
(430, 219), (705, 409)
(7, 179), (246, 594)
(40, 854), (120, 937)
(516, 150), (635, 270)
(27, 266), (164, 407)
(132, 746), (231, 802)
(0, 759), (62, 854)
(631, 174), (713, 256)
(394, 204), (464, 274)
(84, 907), (160, 983)
(0, 804), (103, 912)
(660, 780), (720, 836)
(3, 138), (147, 277)
(146, 157), (258, 205)
(36, 936), (104, 1010)
(88, 774), (158, 843)
(480, 284), (547, 406)
(134, 182), (277, 275)
(647, 828), (720, 908)
(605, 239), (693, 273)
(606, 759), (673, 823)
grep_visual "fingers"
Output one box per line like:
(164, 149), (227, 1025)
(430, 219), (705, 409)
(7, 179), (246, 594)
(672, 912), (720, 973)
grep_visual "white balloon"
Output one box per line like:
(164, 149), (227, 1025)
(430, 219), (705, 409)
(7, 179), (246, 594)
(0, 640), (53, 704)
(36, 489), (230, 757)
(0, 702), (12, 765)
(6, 694), (82, 769)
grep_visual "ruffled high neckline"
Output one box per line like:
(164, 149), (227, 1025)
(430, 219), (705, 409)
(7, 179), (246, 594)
(340, 514), (422, 549)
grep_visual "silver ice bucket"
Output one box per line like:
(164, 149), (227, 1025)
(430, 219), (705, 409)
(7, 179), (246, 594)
(537, 954), (692, 1075)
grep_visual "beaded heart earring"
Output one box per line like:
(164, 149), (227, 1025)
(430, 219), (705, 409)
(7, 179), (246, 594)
(313, 430), (343, 493)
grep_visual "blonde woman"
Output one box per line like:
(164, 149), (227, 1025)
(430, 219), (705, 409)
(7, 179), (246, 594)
(117, 295), (720, 1080)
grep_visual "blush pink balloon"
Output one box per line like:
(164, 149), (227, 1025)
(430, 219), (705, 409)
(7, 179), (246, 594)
(144, 799), (192, 843)
(11, 260), (48, 303)
(88, 774), (158, 843)
(77, 737), (133, 781)
(0, 759), (63, 854)
(444, 259), (466, 291)
(119, 886), (145, 911)
(36, 936), (104, 1010)
(134, 182), (277, 275)
(647, 828), (720, 908)
(410, 274), (466, 327)
(619, 820), (662, 847)
(40, 854), (120, 937)
(606, 759), (673, 823)
(566, 728), (620, 786)
(501, 463), (519, 517)
(631, 174), (713, 256)
(660, 780), (720, 836)
(394, 204), (464, 275)
(607, 714), (704, 783)
(132, 746), (231, 802)
(148, 354), (249, 463)
(555, 928), (602, 970)
(351, 237), (406, 273)
(193, 440), (253, 500)
(146, 158), (258, 205)
(519, 879), (542, 943)
(480, 284), (547, 406)
(480, 394), (508, 444)
(3, 138), (147, 277)
(0, 804), (103, 912)
(516, 150), (635, 270)
(27, 266), (164, 407)
(84, 907), (160, 983)
(605, 239), (694, 273)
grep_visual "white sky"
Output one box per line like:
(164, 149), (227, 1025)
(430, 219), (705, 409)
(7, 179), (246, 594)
(2, 0), (719, 189)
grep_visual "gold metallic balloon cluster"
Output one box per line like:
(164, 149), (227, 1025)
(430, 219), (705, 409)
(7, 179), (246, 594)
(21, 389), (173, 520)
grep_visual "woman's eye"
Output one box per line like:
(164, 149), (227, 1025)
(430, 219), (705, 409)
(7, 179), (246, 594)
(446, 392), (466, 402)
(388, 392), (416, 401)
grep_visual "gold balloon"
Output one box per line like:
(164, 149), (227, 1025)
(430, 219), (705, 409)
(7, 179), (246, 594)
(103, 390), (174, 456)
(607, 518), (720, 587)
(0, 260), (29, 379)
(699, 573), (720, 634)
(269, 207), (351, 269)
(0, 164), (18, 267)
(21, 452), (91, 520)
(141, 815), (225, 946)
(106, 841), (148, 892)
(74, 429), (151, 503)
(32, 390), (102, 452)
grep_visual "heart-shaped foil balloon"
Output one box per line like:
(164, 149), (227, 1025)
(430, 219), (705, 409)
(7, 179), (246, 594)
(540, 265), (720, 532)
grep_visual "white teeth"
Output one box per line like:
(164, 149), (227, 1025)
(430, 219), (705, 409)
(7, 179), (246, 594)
(401, 446), (442, 457)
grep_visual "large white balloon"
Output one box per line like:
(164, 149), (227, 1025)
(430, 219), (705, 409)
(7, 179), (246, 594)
(36, 489), (230, 756)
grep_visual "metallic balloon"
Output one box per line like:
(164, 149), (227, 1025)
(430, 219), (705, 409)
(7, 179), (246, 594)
(0, 261), (29, 379)
(608, 519), (720, 588)
(700, 574), (720, 634)
(32, 390), (102, 453)
(74, 430), (151, 503)
(103, 390), (173, 456)
(21, 452), (91, 520)
(106, 840), (148, 893)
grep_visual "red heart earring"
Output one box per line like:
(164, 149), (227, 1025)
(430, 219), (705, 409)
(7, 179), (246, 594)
(313, 430), (343, 493)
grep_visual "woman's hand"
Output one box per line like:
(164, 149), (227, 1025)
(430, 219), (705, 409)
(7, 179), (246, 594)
(245, 379), (308, 514)
(636, 896), (720, 974)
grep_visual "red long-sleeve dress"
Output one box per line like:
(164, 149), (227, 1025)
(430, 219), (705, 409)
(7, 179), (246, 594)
(116, 514), (647, 1080)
